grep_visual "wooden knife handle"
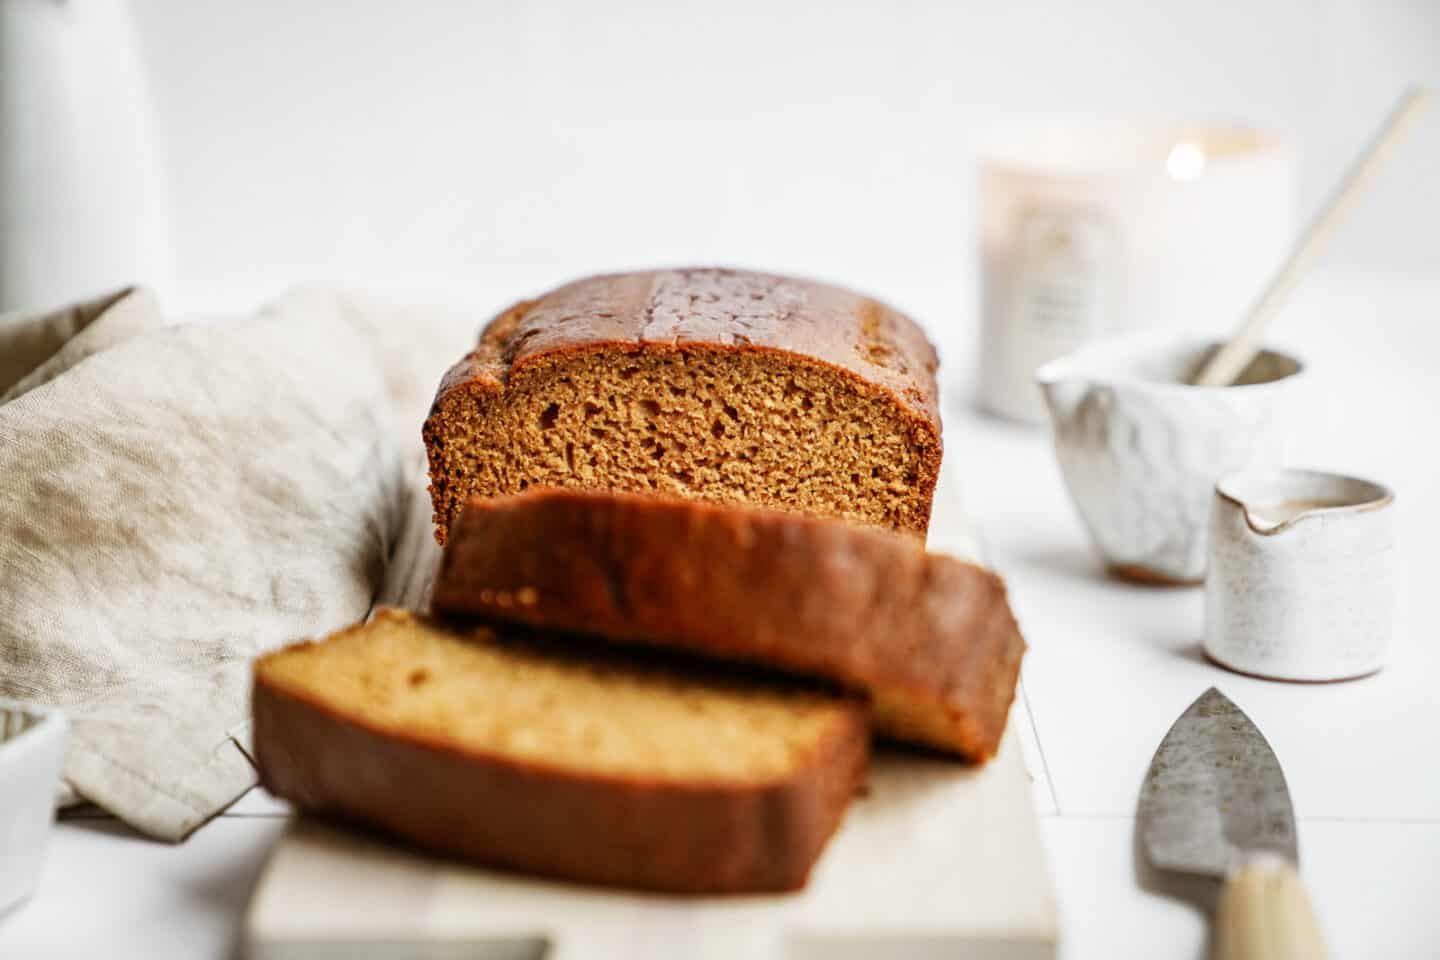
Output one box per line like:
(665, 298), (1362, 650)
(1216, 856), (1327, 960)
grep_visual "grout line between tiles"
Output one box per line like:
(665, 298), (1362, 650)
(1020, 673), (1062, 816)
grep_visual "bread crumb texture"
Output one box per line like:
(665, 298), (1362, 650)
(424, 269), (941, 543)
(256, 610), (854, 784)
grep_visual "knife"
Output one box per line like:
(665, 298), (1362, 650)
(1138, 687), (1327, 959)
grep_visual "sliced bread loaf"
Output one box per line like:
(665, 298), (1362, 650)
(431, 490), (1025, 761)
(422, 268), (942, 544)
(252, 609), (868, 894)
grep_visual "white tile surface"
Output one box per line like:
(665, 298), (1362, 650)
(3, 269), (1437, 956)
(0, 817), (286, 959)
(15, 811), (1439, 958)
(1043, 816), (1440, 959)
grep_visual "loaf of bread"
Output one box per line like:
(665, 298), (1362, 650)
(432, 489), (1025, 761)
(423, 268), (942, 544)
(252, 609), (868, 894)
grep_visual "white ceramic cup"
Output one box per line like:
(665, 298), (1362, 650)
(0, 701), (69, 917)
(1205, 469), (1396, 681)
(0, 0), (173, 312)
(1036, 333), (1304, 584)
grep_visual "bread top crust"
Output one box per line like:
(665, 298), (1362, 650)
(432, 268), (941, 429)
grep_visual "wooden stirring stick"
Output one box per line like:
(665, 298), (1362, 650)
(1192, 86), (1433, 387)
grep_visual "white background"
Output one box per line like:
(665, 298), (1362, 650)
(130, 0), (1440, 340)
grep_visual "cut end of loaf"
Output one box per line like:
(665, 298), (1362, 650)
(255, 609), (858, 785)
(424, 344), (941, 544)
(252, 609), (869, 893)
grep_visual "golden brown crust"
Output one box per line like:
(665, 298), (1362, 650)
(423, 269), (943, 544)
(252, 614), (869, 894)
(442, 271), (939, 417)
(432, 490), (1025, 761)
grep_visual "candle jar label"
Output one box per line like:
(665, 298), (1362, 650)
(1008, 205), (1122, 364)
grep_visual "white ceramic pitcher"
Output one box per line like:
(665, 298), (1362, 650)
(0, 0), (172, 312)
(1206, 468), (1396, 681)
(1036, 334), (1303, 584)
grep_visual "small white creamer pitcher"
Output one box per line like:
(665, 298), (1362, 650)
(1206, 468), (1396, 681)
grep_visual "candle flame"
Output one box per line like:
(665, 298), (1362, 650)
(1166, 141), (1207, 181)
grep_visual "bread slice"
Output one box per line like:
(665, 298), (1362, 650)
(252, 609), (868, 894)
(422, 268), (943, 545)
(431, 490), (1025, 761)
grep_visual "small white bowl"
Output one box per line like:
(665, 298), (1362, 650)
(0, 701), (68, 918)
(1205, 468), (1396, 681)
(1036, 333), (1304, 584)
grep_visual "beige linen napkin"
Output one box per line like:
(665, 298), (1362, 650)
(0, 286), (467, 840)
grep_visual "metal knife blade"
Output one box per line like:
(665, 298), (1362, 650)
(1138, 687), (1298, 878)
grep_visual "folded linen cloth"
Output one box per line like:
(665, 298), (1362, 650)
(0, 286), (466, 840)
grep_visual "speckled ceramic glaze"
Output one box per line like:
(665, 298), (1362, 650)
(1205, 468), (1395, 681)
(1036, 334), (1303, 584)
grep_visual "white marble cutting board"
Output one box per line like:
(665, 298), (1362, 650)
(243, 461), (1058, 959)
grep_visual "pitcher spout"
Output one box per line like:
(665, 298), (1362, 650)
(1034, 360), (1090, 426)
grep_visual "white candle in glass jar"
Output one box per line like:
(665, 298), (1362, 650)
(977, 124), (1295, 423)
